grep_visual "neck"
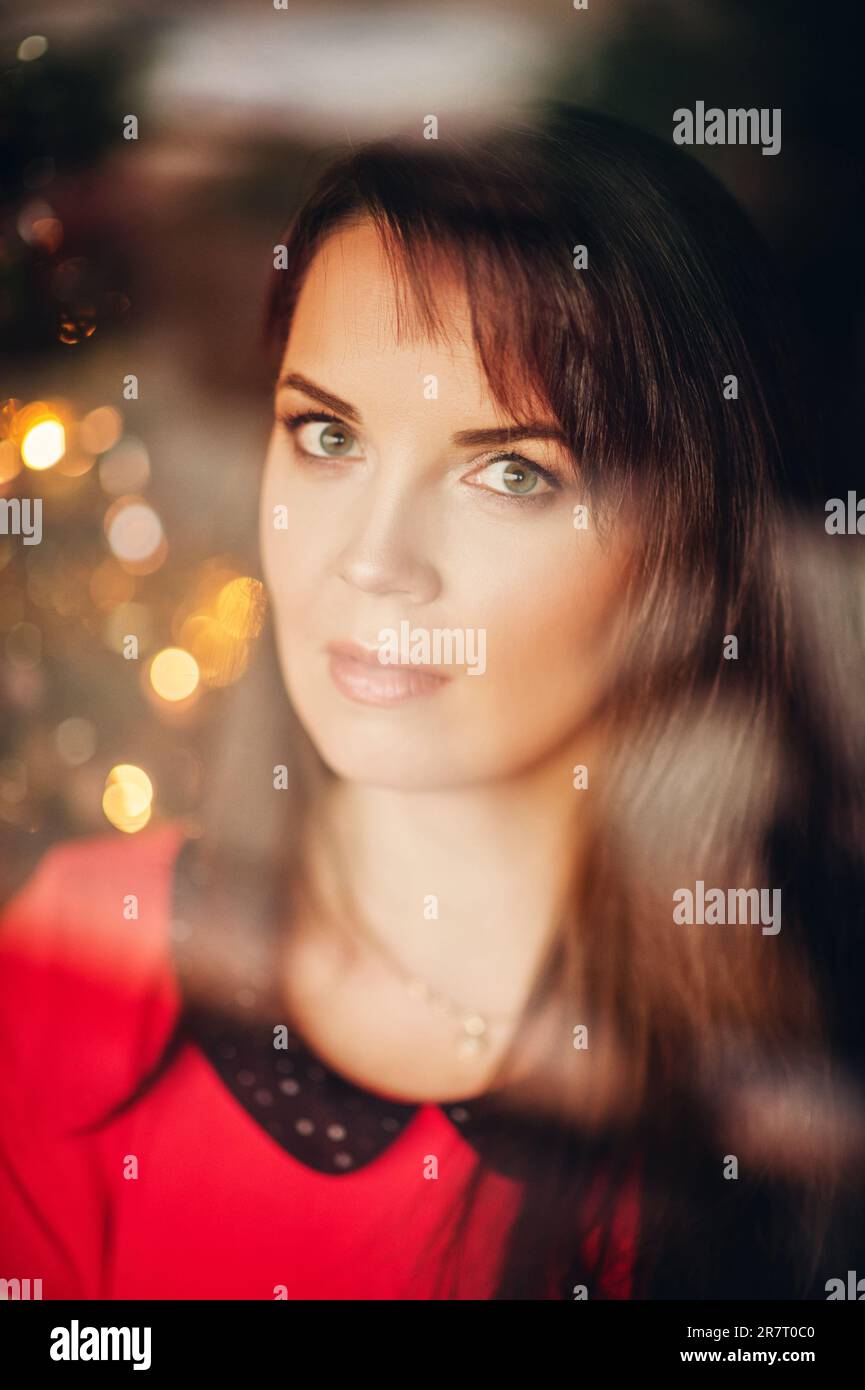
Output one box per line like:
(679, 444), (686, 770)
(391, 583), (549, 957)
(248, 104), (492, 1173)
(310, 738), (596, 1017)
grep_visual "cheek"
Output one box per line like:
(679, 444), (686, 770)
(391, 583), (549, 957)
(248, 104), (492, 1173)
(260, 469), (312, 686)
(259, 448), (330, 625)
(471, 535), (625, 714)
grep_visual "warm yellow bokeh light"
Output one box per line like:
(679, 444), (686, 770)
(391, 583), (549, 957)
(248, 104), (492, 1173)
(179, 612), (249, 687)
(21, 418), (65, 470)
(149, 646), (200, 702)
(56, 450), (96, 478)
(79, 406), (122, 455)
(102, 763), (154, 833)
(106, 763), (153, 800)
(216, 576), (267, 639)
(102, 782), (152, 833)
(0, 440), (21, 484)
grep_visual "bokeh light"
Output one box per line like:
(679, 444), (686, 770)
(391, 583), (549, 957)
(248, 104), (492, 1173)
(31, 217), (63, 253)
(178, 612), (249, 687)
(149, 646), (200, 702)
(17, 201), (54, 244)
(79, 406), (122, 455)
(55, 718), (97, 767)
(1, 399), (22, 436)
(17, 35), (48, 62)
(21, 418), (65, 470)
(104, 497), (167, 573)
(58, 309), (97, 345)
(98, 437), (151, 495)
(108, 763), (153, 800)
(102, 763), (154, 833)
(0, 440), (22, 484)
(56, 448), (97, 478)
(216, 576), (267, 638)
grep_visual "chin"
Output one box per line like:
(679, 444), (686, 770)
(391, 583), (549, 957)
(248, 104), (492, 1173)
(298, 722), (471, 792)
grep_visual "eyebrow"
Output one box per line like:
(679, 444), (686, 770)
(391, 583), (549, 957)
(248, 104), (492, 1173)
(276, 371), (568, 448)
(277, 372), (362, 424)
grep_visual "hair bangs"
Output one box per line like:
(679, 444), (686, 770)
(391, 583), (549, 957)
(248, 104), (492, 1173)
(266, 141), (638, 493)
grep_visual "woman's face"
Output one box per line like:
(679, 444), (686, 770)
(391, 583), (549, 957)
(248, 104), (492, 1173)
(261, 220), (629, 791)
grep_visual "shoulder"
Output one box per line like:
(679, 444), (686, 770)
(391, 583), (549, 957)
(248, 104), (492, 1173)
(0, 821), (186, 982)
(0, 822), (189, 1130)
(4, 819), (186, 911)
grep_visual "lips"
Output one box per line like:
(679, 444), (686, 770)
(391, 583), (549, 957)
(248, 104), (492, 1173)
(325, 640), (451, 706)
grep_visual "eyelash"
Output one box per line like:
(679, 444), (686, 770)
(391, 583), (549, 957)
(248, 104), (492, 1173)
(276, 410), (563, 502)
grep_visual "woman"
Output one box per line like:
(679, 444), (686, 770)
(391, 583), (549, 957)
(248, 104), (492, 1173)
(2, 104), (864, 1301)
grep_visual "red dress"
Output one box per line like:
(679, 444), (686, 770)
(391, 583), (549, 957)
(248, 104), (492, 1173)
(0, 825), (639, 1299)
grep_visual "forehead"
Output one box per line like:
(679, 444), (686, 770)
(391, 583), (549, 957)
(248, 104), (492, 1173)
(282, 221), (498, 413)
(291, 220), (471, 344)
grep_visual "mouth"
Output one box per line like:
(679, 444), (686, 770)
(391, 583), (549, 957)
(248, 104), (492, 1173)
(325, 640), (452, 706)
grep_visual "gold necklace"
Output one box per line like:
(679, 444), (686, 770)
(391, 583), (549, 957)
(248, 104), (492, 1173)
(345, 909), (522, 1057)
(307, 807), (523, 1056)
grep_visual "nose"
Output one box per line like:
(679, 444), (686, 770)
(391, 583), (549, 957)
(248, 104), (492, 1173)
(336, 473), (441, 604)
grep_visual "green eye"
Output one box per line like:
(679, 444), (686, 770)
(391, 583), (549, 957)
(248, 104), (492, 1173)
(501, 462), (539, 494)
(318, 423), (355, 456)
(285, 415), (363, 460)
(469, 456), (554, 499)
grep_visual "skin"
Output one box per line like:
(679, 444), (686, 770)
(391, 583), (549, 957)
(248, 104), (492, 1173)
(259, 220), (633, 1101)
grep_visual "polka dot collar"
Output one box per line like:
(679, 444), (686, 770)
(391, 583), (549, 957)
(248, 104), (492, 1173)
(168, 840), (564, 1182)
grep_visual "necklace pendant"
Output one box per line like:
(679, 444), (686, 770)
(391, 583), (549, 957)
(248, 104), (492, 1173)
(457, 1014), (487, 1056)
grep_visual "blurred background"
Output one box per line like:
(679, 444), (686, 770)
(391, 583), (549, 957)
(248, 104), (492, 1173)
(1, 0), (863, 901)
